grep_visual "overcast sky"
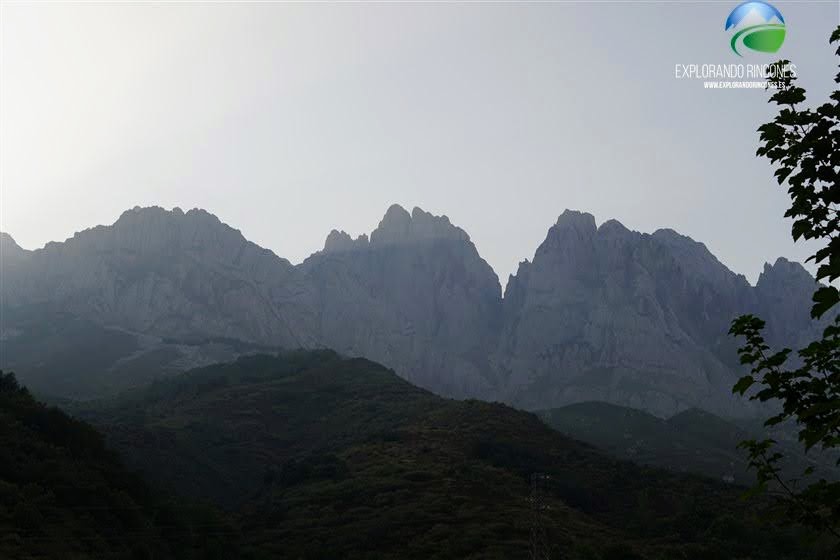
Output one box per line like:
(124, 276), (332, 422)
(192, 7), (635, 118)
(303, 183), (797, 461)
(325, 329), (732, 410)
(1, 2), (838, 286)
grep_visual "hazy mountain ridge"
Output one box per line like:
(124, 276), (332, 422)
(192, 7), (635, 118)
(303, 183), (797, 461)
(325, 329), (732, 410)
(539, 401), (838, 486)
(0, 205), (826, 415)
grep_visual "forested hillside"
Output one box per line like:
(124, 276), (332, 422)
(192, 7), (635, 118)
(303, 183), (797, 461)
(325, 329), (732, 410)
(75, 352), (834, 559)
(0, 372), (237, 559)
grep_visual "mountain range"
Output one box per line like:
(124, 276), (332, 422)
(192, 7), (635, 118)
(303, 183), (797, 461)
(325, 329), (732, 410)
(0, 204), (825, 417)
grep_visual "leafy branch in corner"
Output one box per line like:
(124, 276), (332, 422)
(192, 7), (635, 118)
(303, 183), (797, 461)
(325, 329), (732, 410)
(729, 25), (840, 541)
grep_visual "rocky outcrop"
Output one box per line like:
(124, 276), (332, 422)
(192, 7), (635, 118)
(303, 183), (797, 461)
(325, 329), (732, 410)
(1, 206), (315, 347)
(495, 211), (812, 417)
(323, 230), (369, 253)
(0, 205), (826, 416)
(754, 258), (821, 348)
(0, 232), (28, 263)
(302, 205), (502, 398)
(0, 233), (32, 307)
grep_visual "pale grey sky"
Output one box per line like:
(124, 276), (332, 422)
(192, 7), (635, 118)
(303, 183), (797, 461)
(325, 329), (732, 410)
(1, 2), (838, 286)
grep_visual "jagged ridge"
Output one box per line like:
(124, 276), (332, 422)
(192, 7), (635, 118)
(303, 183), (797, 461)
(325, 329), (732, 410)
(0, 204), (826, 416)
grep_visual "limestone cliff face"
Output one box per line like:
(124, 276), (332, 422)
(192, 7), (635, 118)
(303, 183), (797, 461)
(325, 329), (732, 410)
(0, 205), (826, 415)
(498, 211), (781, 417)
(1, 207), (315, 347)
(301, 205), (502, 398)
(753, 258), (821, 348)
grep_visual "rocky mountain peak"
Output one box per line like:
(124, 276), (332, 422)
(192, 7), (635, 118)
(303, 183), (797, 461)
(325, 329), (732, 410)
(758, 257), (815, 289)
(323, 230), (369, 253)
(535, 209), (597, 260)
(597, 219), (630, 235)
(0, 232), (24, 253)
(754, 257), (823, 348)
(369, 204), (412, 244)
(0, 232), (29, 269)
(555, 209), (597, 234)
(74, 205), (279, 263)
(369, 204), (469, 245)
(597, 219), (634, 247)
(112, 205), (225, 233)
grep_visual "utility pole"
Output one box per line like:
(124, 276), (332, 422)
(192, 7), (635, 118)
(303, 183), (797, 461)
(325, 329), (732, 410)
(529, 472), (551, 560)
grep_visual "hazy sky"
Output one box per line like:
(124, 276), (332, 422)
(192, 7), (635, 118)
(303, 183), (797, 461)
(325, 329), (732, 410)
(1, 2), (838, 286)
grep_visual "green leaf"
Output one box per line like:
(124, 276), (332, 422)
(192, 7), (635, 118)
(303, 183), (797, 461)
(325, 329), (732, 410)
(812, 286), (840, 319)
(733, 376), (756, 395)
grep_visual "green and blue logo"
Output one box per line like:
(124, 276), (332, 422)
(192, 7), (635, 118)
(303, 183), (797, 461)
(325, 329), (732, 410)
(725, 1), (786, 56)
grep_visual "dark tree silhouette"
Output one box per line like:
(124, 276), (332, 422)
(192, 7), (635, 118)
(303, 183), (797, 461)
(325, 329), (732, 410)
(730, 26), (840, 540)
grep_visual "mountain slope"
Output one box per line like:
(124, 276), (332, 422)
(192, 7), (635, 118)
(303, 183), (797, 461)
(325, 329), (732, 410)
(0, 304), (278, 399)
(539, 402), (838, 486)
(76, 352), (831, 559)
